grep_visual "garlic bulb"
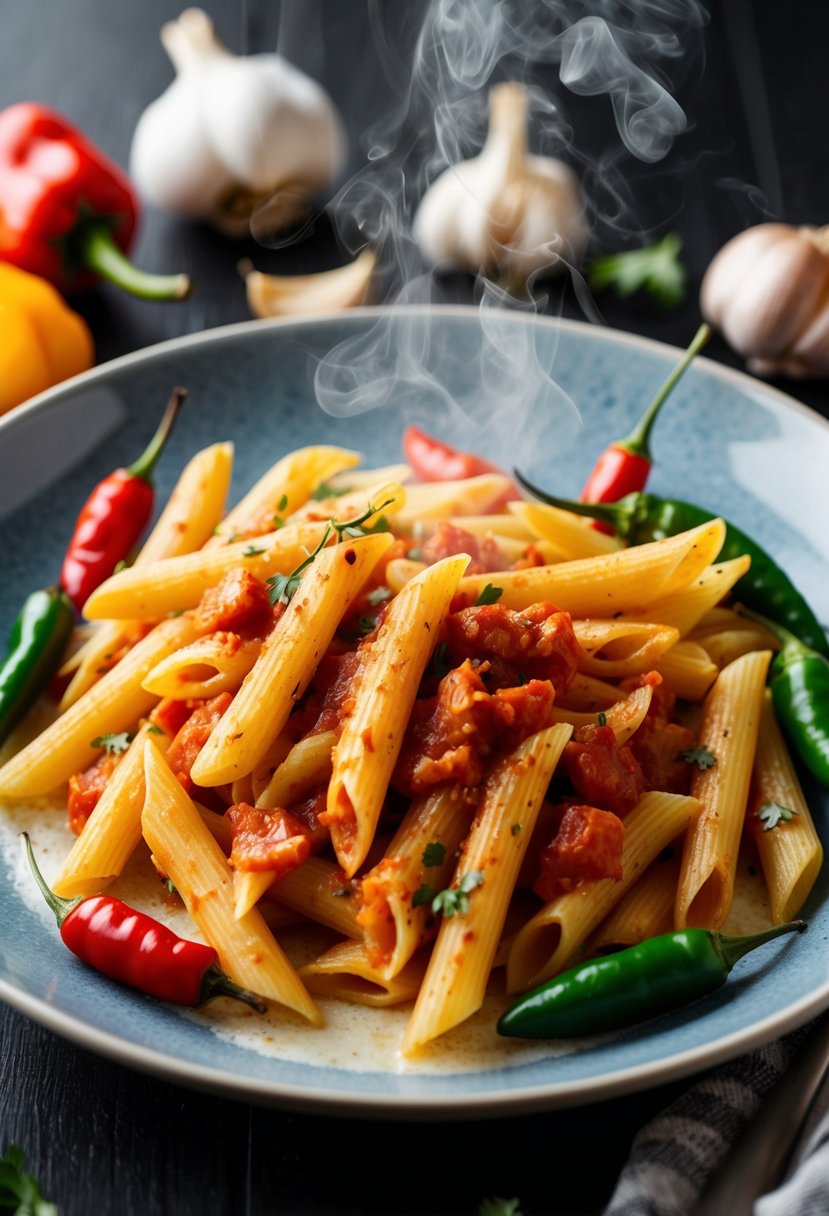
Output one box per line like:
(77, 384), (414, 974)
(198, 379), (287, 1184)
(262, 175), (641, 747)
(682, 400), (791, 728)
(241, 250), (375, 318)
(129, 8), (347, 237)
(701, 223), (829, 377)
(412, 82), (588, 282)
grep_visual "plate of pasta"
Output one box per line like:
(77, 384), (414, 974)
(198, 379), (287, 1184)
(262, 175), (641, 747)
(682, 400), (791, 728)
(1, 306), (828, 1116)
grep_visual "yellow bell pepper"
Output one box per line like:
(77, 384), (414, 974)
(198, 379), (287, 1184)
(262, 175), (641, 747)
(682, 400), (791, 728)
(0, 263), (94, 414)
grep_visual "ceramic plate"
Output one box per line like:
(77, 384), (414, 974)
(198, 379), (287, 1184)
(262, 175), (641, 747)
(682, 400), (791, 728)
(1, 307), (828, 1117)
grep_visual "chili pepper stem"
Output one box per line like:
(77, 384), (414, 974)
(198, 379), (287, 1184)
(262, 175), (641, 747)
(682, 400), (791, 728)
(716, 920), (806, 971)
(127, 387), (187, 482)
(20, 832), (81, 927)
(622, 323), (711, 456)
(200, 964), (268, 1013)
(515, 473), (637, 535)
(79, 224), (192, 300)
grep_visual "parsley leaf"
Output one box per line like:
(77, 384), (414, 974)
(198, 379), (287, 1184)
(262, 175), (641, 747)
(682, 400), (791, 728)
(682, 746), (717, 771)
(479, 1199), (524, 1216)
(587, 233), (687, 308)
(431, 871), (484, 918)
(421, 841), (446, 868)
(91, 731), (133, 755)
(277, 494), (289, 512)
(411, 884), (434, 908)
(146, 724), (165, 736)
(0, 1144), (58, 1216)
(242, 544), (266, 557)
(758, 802), (799, 831)
(474, 583), (503, 607)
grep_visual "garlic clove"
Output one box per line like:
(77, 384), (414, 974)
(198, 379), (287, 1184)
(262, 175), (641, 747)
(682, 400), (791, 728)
(241, 250), (376, 318)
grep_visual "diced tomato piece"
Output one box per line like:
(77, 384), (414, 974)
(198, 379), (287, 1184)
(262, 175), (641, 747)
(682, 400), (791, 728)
(534, 804), (625, 901)
(226, 802), (311, 878)
(421, 522), (507, 576)
(622, 672), (697, 794)
(148, 697), (194, 739)
(66, 753), (120, 835)
(165, 692), (233, 793)
(194, 568), (272, 635)
(564, 723), (645, 816)
(446, 601), (582, 693)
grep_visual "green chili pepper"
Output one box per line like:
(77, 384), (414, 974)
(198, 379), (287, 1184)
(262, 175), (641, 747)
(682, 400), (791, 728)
(497, 920), (806, 1039)
(0, 586), (74, 747)
(738, 606), (829, 787)
(514, 478), (829, 658)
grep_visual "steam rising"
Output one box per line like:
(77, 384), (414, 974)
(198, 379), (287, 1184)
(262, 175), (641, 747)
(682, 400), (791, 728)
(306, 0), (707, 466)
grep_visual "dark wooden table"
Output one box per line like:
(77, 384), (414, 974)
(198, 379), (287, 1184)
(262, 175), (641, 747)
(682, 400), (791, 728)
(2, 2), (828, 1213)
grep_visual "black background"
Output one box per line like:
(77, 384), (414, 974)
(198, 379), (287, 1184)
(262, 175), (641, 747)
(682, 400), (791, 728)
(1, 2), (828, 1213)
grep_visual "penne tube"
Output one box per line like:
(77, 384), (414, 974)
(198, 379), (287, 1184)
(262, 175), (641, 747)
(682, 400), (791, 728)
(323, 462), (412, 492)
(143, 633), (262, 699)
(209, 445), (360, 544)
(59, 442), (234, 707)
(748, 692), (823, 923)
(0, 614), (199, 797)
(284, 479), (405, 531)
(52, 722), (171, 898)
(587, 853), (681, 953)
(573, 620), (680, 678)
(448, 514), (535, 540)
(358, 785), (473, 980)
(300, 941), (427, 1007)
(269, 856), (363, 939)
(698, 629), (780, 670)
(675, 650), (772, 930)
(403, 724), (572, 1054)
(552, 681), (653, 743)
(624, 556), (751, 638)
(458, 519), (727, 616)
(385, 557), (428, 592)
(141, 740), (322, 1024)
(394, 475), (515, 526)
(509, 500), (620, 558)
(557, 674), (621, 711)
(654, 640), (719, 701)
(191, 533), (394, 787)
(324, 554), (469, 878)
(507, 791), (700, 992)
(82, 521), (330, 620)
(255, 731), (336, 810)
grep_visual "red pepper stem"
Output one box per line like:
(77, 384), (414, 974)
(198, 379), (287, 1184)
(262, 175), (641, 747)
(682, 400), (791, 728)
(20, 832), (81, 928)
(127, 388), (187, 483)
(716, 920), (806, 972)
(621, 323), (712, 458)
(200, 964), (268, 1013)
(79, 224), (192, 300)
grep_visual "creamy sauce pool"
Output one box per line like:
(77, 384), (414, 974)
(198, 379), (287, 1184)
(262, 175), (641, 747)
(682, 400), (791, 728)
(0, 792), (772, 1077)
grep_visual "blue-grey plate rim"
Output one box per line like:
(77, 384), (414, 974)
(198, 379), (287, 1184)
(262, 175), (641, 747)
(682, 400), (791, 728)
(1, 304), (828, 1119)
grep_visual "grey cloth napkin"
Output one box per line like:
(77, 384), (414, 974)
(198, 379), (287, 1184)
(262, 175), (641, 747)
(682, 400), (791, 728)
(603, 1025), (815, 1216)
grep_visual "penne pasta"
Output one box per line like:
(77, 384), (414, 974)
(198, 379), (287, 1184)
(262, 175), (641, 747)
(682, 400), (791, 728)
(587, 853), (681, 953)
(300, 940), (427, 1007)
(509, 500), (621, 558)
(143, 633), (262, 700)
(141, 740), (322, 1024)
(654, 640), (719, 701)
(573, 620), (680, 678)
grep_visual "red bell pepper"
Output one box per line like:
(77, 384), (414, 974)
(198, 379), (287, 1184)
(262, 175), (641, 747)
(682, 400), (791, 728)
(0, 103), (190, 299)
(60, 388), (186, 613)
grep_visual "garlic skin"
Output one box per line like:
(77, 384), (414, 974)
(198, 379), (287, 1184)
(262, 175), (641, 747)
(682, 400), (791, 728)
(701, 223), (829, 378)
(241, 250), (376, 318)
(413, 83), (588, 282)
(129, 8), (347, 237)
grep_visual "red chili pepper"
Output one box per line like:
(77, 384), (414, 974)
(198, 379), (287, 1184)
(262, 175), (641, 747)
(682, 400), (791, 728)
(580, 324), (711, 509)
(0, 104), (190, 299)
(60, 388), (187, 613)
(403, 425), (508, 482)
(22, 832), (266, 1012)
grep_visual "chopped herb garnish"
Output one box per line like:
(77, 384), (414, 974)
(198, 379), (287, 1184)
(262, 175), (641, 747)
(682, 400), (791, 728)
(422, 841), (446, 868)
(587, 233), (687, 308)
(242, 544), (266, 557)
(271, 516), (284, 530)
(682, 745), (717, 771)
(91, 731), (133, 755)
(474, 583), (503, 607)
(311, 481), (352, 501)
(411, 884), (434, 908)
(511, 823), (521, 836)
(164, 878), (179, 896)
(431, 871), (484, 918)
(147, 724), (165, 736)
(368, 586), (392, 606)
(277, 493), (289, 512)
(0, 1145), (58, 1216)
(597, 711), (608, 727)
(429, 641), (452, 681)
(758, 802), (799, 831)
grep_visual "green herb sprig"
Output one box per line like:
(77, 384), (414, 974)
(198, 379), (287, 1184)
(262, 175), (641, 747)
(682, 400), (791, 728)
(90, 731), (133, 755)
(587, 234), (687, 308)
(0, 1145), (58, 1216)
